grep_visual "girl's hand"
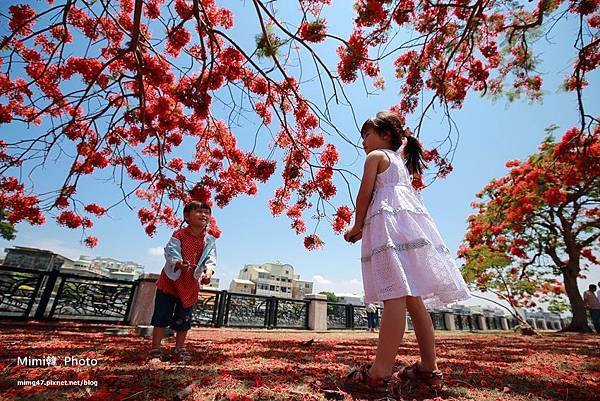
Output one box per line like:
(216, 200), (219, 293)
(344, 225), (362, 243)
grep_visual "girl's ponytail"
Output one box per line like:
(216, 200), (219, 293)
(402, 133), (425, 177)
(361, 110), (426, 176)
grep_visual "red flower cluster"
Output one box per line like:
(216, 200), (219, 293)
(166, 26), (191, 57)
(332, 205), (352, 234)
(337, 30), (380, 83)
(300, 0), (332, 16)
(84, 204), (106, 216)
(423, 148), (453, 179)
(319, 144), (339, 167)
(56, 211), (92, 229)
(299, 20), (327, 43)
(303, 234), (324, 250)
(0, 177), (45, 226)
(175, 0), (193, 20)
(9, 5), (36, 36)
(84, 236), (99, 248)
(63, 57), (109, 88)
(354, 0), (389, 28)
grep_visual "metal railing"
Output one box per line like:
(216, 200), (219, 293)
(0, 265), (564, 331)
(192, 290), (309, 329)
(0, 265), (137, 323)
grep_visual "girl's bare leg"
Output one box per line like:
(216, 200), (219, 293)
(369, 298), (407, 379)
(406, 296), (437, 371)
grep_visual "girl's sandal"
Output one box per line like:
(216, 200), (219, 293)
(396, 362), (444, 391)
(339, 363), (392, 397)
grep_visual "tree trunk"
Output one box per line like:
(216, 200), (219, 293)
(561, 263), (592, 332)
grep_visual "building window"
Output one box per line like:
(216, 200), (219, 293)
(281, 288), (286, 292)
(305, 284), (310, 288)
(270, 285), (275, 291)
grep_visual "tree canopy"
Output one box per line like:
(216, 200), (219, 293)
(0, 0), (597, 248)
(460, 126), (599, 331)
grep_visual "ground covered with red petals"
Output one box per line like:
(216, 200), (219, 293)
(0, 322), (598, 400)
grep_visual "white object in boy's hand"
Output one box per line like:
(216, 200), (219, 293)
(200, 269), (212, 285)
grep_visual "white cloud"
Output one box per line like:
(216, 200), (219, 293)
(312, 274), (364, 296)
(147, 246), (163, 256)
(313, 275), (332, 284)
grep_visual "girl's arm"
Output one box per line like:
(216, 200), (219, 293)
(345, 151), (382, 241)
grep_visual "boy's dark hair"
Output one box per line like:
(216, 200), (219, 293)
(360, 111), (426, 176)
(590, 284), (597, 291)
(184, 201), (211, 217)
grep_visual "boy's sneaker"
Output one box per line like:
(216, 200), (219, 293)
(146, 347), (167, 363)
(172, 347), (192, 363)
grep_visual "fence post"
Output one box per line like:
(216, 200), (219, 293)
(268, 297), (277, 329)
(528, 319), (538, 330)
(217, 290), (228, 327)
(348, 305), (354, 329)
(123, 280), (139, 324)
(127, 273), (160, 326)
(305, 294), (327, 331)
(443, 312), (456, 331)
(47, 276), (67, 320)
(476, 314), (487, 330)
(34, 269), (59, 320)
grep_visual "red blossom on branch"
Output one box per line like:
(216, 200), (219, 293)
(0, 0), (597, 253)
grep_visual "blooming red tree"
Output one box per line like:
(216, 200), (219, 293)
(460, 126), (600, 332)
(0, 0), (597, 248)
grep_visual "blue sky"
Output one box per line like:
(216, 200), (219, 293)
(1, 1), (598, 312)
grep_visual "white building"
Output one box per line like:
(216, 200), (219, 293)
(335, 293), (364, 305)
(89, 257), (144, 281)
(229, 262), (313, 300)
(292, 276), (314, 300)
(229, 278), (255, 294)
(61, 255), (110, 278)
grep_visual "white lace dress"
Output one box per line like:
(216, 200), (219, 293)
(361, 149), (470, 308)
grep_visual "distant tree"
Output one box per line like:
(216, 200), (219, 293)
(460, 127), (600, 333)
(0, 210), (16, 240)
(318, 291), (338, 302)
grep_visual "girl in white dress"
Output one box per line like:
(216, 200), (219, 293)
(342, 111), (470, 395)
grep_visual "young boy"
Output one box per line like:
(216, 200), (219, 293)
(148, 201), (217, 362)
